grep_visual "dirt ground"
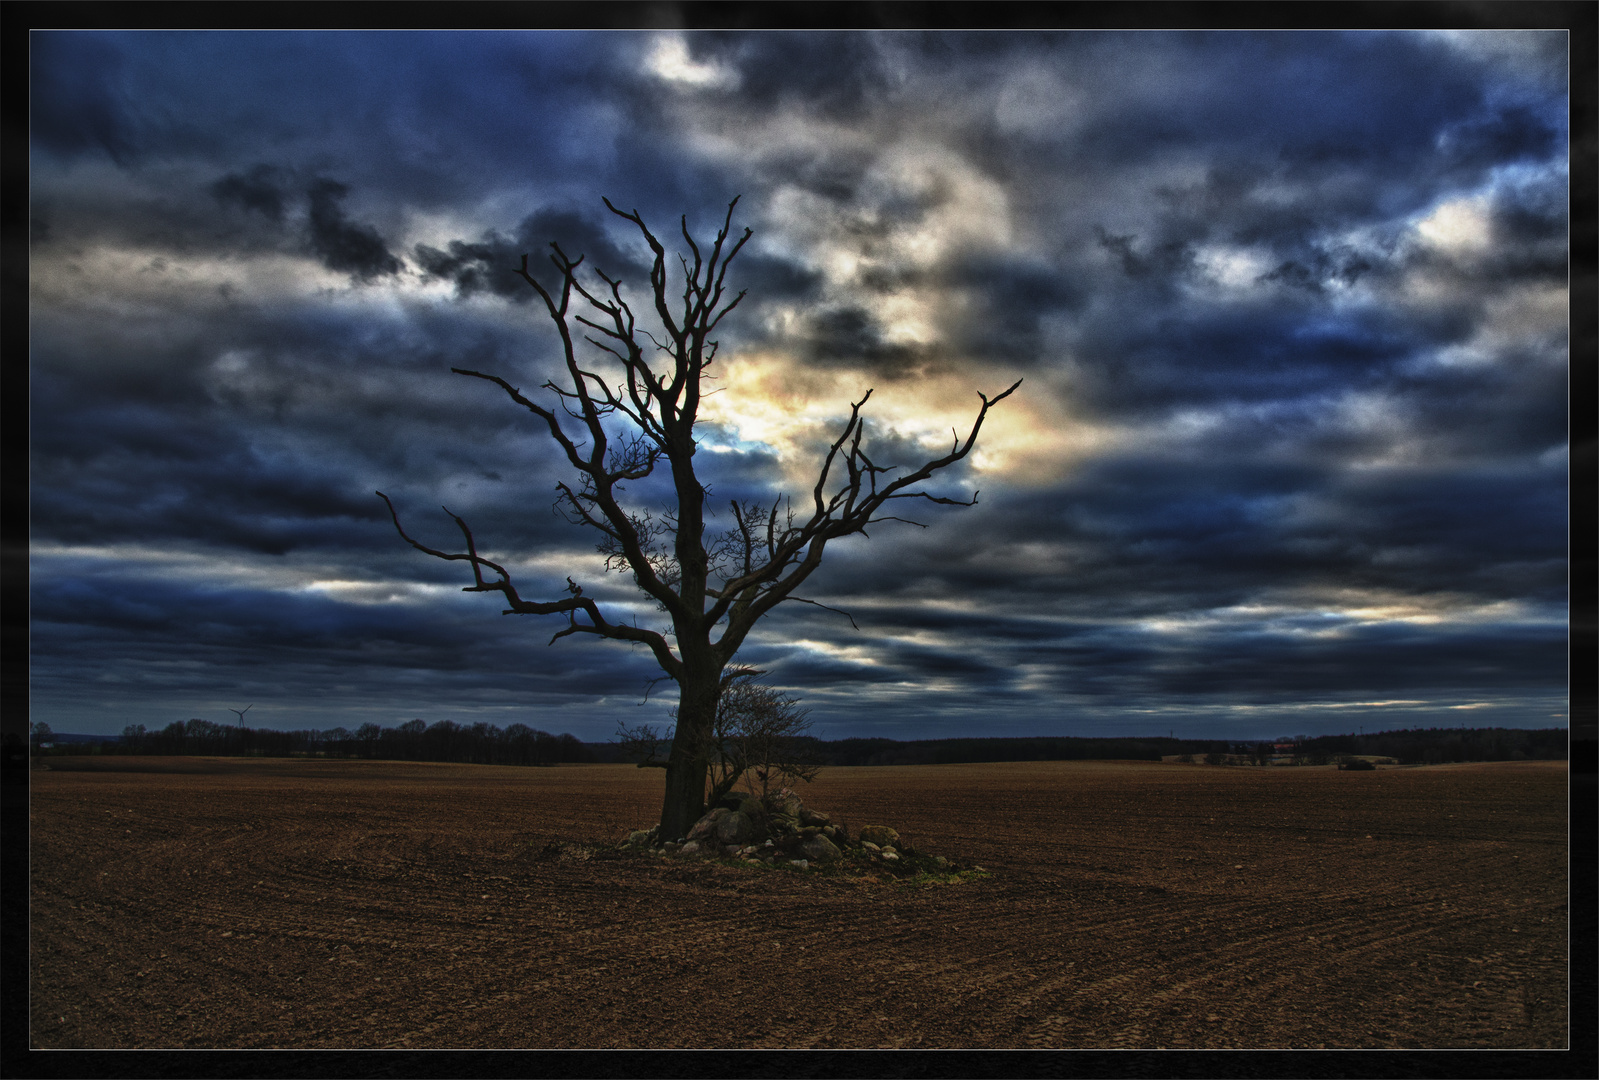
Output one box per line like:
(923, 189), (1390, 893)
(27, 757), (1568, 1049)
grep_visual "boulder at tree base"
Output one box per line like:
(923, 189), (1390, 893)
(620, 790), (967, 879)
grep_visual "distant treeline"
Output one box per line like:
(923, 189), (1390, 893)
(588, 735), (1213, 766)
(33, 722), (1568, 770)
(591, 729), (1568, 767)
(822, 736), (1182, 766)
(1288, 727), (1567, 766)
(104, 718), (594, 765)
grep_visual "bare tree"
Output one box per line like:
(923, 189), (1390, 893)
(619, 666), (820, 807)
(380, 196), (1019, 839)
(714, 668), (820, 801)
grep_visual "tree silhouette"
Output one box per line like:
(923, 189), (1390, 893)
(380, 197), (1019, 839)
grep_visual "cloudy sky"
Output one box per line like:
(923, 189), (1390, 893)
(28, 30), (1570, 741)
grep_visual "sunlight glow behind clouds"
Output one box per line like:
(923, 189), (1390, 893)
(645, 34), (741, 90)
(1416, 194), (1494, 253)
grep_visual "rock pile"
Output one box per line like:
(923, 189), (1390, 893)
(621, 789), (960, 876)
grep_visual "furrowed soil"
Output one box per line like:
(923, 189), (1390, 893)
(27, 758), (1568, 1049)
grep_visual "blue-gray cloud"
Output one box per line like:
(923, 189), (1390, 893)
(27, 29), (1570, 740)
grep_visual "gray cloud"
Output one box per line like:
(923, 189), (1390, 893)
(416, 206), (650, 301)
(305, 179), (403, 280)
(27, 30), (1570, 740)
(29, 33), (139, 163)
(210, 164), (289, 222)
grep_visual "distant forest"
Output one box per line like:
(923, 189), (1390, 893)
(590, 728), (1569, 767)
(1274, 727), (1569, 766)
(103, 718), (595, 766)
(26, 720), (1569, 769)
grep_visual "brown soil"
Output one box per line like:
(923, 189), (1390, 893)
(27, 757), (1568, 1049)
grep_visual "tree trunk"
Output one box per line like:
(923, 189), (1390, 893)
(659, 751), (707, 841)
(658, 671), (718, 839)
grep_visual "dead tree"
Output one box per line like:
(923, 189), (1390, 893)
(380, 196), (1019, 840)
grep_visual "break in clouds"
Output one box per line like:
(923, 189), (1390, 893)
(28, 30), (1569, 739)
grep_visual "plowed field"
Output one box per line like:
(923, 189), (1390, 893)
(27, 757), (1568, 1049)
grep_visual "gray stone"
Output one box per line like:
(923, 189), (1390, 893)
(799, 834), (842, 863)
(799, 807), (832, 828)
(716, 795), (770, 841)
(716, 810), (756, 846)
(687, 808), (728, 841)
(743, 804), (771, 840)
(859, 825), (899, 847)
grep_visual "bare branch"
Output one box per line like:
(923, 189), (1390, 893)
(783, 596), (861, 631)
(377, 491), (684, 680)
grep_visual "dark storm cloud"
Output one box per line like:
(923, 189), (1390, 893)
(27, 30), (1569, 738)
(28, 569), (675, 733)
(802, 305), (931, 378)
(412, 199), (823, 319)
(1085, 618), (1567, 703)
(27, 390), (385, 557)
(416, 206), (651, 302)
(937, 452), (1563, 611)
(695, 32), (893, 118)
(210, 165), (288, 221)
(1078, 33), (1489, 177)
(1439, 102), (1563, 168)
(769, 154), (875, 206)
(306, 179), (403, 280)
(1253, 244), (1377, 293)
(730, 251), (824, 303)
(764, 546), (1564, 720)
(29, 33), (139, 162)
(755, 412), (1565, 710)
(1094, 228), (1199, 283)
(743, 576), (1565, 735)
(28, 31), (665, 219)
(1064, 308), (1422, 418)
(27, 287), (597, 568)
(1491, 194), (1564, 245)
(882, 257), (1090, 369)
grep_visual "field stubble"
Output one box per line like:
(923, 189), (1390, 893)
(28, 757), (1568, 1049)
